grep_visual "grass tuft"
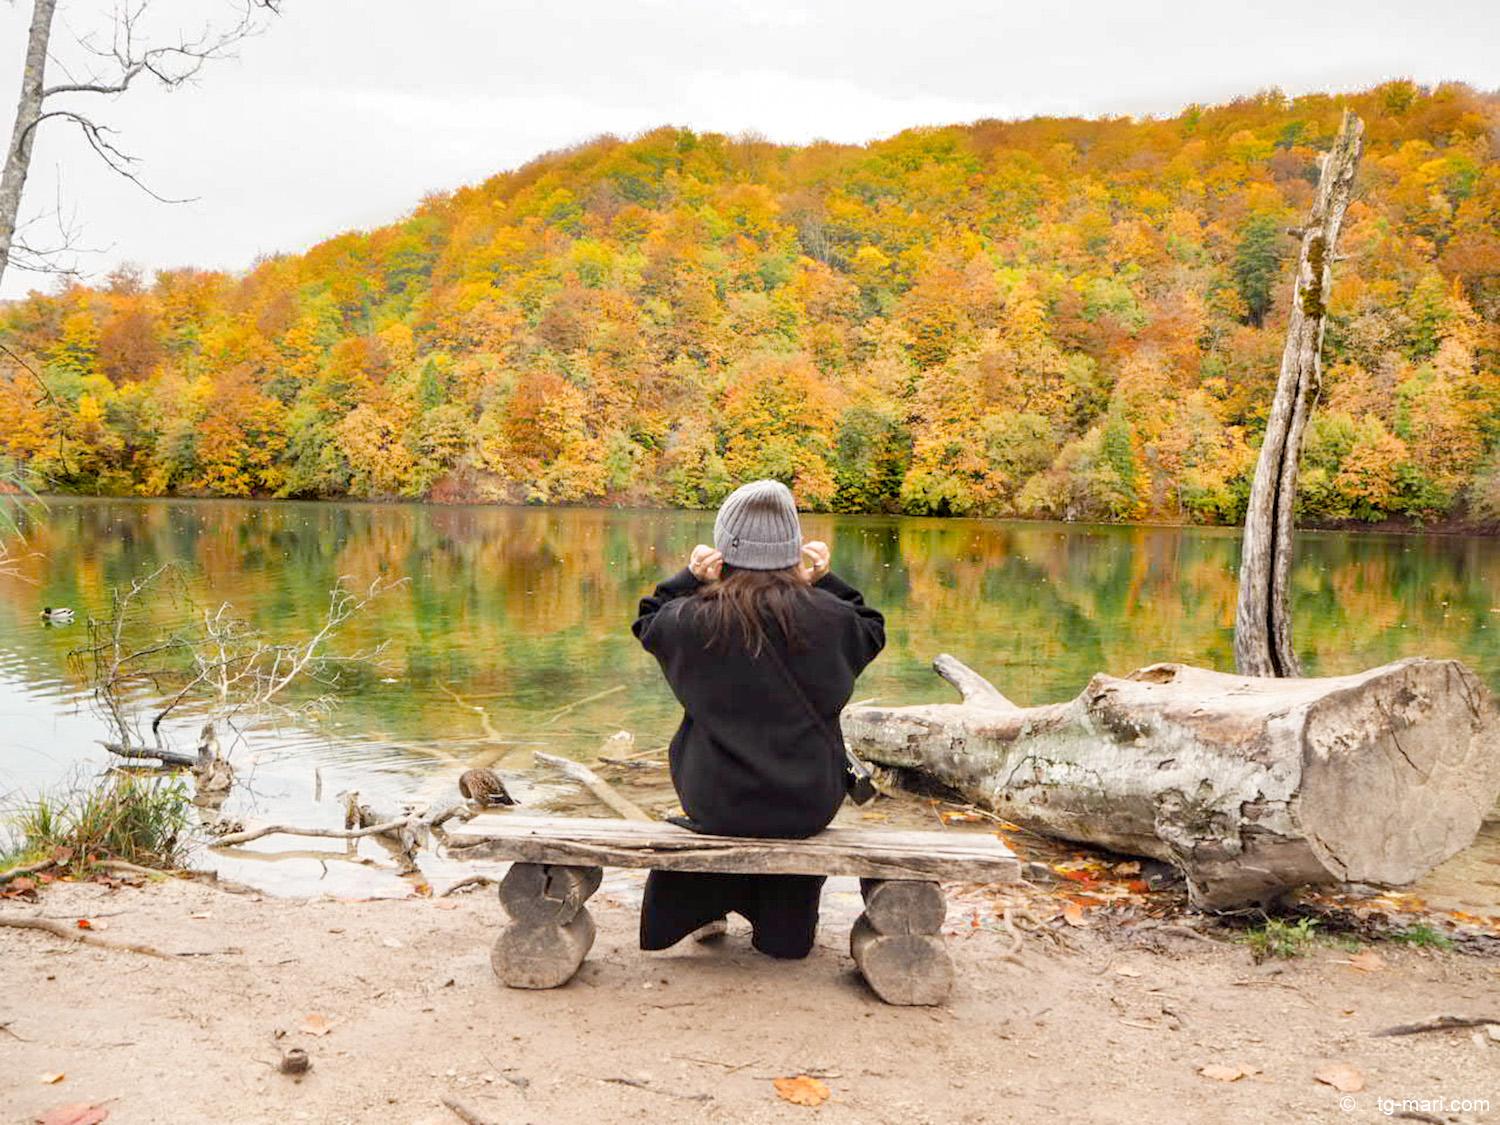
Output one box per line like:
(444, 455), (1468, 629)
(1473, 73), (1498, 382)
(1386, 923), (1455, 951)
(6, 774), (190, 874)
(1243, 917), (1320, 961)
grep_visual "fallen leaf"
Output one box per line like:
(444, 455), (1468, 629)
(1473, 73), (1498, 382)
(1313, 1062), (1365, 1093)
(74, 919), (91, 930)
(299, 1014), (333, 1037)
(6, 877), (36, 894)
(37, 1103), (109, 1125)
(1061, 901), (1087, 927)
(39, 1072), (66, 1084)
(1346, 950), (1386, 973)
(773, 1076), (830, 1107)
(1198, 1063), (1257, 1082)
(1113, 861), (1141, 876)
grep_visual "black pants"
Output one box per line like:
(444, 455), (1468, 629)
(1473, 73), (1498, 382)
(640, 870), (827, 959)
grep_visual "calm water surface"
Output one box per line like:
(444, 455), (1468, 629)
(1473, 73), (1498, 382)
(3, 499), (1498, 893)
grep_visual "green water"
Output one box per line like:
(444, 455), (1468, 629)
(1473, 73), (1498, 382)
(3, 498), (1499, 891)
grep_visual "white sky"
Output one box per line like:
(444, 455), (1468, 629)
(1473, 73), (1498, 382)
(2, 0), (1497, 298)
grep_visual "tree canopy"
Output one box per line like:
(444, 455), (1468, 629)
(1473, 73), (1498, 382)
(2, 81), (1497, 525)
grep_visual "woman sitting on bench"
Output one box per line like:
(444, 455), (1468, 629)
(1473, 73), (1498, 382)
(631, 479), (887, 959)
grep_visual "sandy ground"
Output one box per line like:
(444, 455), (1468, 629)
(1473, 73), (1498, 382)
(3, 873), (1498, 1125)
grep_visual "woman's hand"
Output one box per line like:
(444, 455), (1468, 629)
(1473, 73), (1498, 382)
(689, 544), (724, 582)
(800, 540), (830, 583)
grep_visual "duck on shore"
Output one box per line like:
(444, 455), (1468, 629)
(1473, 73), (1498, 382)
(40, 606), (75, 623)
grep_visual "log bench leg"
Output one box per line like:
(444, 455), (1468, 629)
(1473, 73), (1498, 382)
(491, 862), (602, 989)
(850, 878), (953, 1006)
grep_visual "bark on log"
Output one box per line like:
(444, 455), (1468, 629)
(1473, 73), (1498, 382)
(498, 863), (603, 926)
(491, 906), (597, 989)
(849, 915), (953, 1006)
(842, 654), (1500, 909)
(1234, 111), (1364, 678)
(859, 879), (946, 935)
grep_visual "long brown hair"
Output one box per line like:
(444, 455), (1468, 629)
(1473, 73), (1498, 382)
(693, 565), (812, 656)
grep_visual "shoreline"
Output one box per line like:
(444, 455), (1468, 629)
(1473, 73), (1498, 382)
(25, 490), (1500, 539)
(3, 875), (1496, 1124)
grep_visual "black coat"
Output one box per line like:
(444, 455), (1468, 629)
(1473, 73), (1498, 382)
(632, 568), (886, 839)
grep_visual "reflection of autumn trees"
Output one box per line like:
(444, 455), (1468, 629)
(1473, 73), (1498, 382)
(3, 84), (1497, 526)
(4, 501), (1500, 742)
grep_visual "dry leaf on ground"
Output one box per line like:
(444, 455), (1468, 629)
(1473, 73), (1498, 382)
(37, 1103), (109, 1125)
(299, 1013), (333, 1036)
(1313, 1062), (1365, 1093)
(1198, 1063), (1257, 1082)
(773, 1075), (830, 1106)
(1346, 950), (1386, 973)
(39, 1072), (66, 1084)
(1061, 901), (1087, 927)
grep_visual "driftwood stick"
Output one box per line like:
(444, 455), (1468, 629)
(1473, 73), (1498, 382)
(1373, 1016), (1500, 1037)
(99, 740), (198, 767)
(534, 751), (652, 822)
(441, 875), (497, 897)
(540, 684), (625, 726)
(441, 1096), (498, 1125)
(0, 913), (178, 957)
(211, 817), (412, 848)
(97, 859), (168, 879)
(0, 857), (56, 884)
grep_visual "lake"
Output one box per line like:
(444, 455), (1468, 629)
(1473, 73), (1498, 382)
(3, 499), (1499, 892)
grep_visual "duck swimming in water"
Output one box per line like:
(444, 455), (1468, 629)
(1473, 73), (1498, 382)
(40, 606), (75, 622)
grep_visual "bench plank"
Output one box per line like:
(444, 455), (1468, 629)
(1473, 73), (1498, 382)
(446, 815), (1020, 883)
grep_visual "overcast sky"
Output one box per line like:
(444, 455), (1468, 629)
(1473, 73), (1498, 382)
(2, 0), (1497, 298)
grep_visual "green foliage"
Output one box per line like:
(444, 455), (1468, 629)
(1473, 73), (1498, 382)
(1386, 924), (1454, 950)
(1232, 213), (1285, 327)
(1243, 917), (1319, 961)
(8, 774), (190, 872)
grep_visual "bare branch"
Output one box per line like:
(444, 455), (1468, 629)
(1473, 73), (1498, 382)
(43, 0), (274, 99)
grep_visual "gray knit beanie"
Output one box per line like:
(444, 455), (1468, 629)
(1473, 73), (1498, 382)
(713, 480), (802, 570)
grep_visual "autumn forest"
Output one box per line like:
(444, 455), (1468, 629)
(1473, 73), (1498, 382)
(2, 81), (1497, 526)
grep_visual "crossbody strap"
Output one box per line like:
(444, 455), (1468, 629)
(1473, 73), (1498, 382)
(758, 631), (877, 792)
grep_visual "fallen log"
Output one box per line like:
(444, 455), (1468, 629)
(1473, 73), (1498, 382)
(842, 655), (1500, 909)
(534, 749), (652, 822)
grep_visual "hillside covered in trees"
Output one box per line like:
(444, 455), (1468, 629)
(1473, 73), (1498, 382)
(2, 82), (1497, 524)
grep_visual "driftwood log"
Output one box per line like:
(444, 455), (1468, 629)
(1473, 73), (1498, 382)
(842, 654), (1500, 909)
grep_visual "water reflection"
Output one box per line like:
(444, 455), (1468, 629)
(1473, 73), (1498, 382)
(2, 499), (1498, 885)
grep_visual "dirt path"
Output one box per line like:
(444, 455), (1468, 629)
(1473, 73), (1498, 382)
(3, 875), (1497, 1125)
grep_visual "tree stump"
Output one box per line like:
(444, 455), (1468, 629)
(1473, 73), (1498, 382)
(850, 879), (953, 1005)
(491, 862), (602, 989)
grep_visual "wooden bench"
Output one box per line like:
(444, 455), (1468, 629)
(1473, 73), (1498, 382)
(446, 815), (1020, 1006)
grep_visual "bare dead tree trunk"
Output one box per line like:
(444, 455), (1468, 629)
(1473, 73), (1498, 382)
(0, 0), (56, 287)
(1234, 111), (1365, 677)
